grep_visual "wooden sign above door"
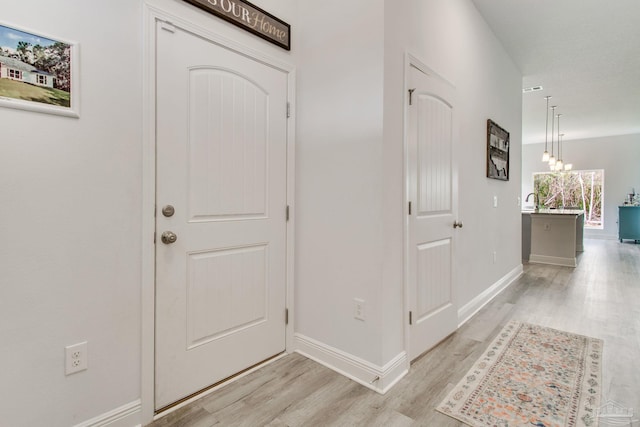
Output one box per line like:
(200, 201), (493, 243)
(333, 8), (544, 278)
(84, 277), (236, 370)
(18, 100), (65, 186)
(183, 0), (291, 50)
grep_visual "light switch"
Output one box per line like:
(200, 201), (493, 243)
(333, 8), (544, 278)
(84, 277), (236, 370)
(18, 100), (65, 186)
(493, 196), (498, 208)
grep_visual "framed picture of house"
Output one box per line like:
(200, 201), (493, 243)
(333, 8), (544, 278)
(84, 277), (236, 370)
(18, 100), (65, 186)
(486, 119), (509, 180)
(0, 22), (79, 117)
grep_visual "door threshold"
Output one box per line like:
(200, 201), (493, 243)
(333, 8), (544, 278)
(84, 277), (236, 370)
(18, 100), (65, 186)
(154, 352), (286, 418)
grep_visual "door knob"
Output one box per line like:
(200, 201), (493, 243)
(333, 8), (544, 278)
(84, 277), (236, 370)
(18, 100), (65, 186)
(453, 221), (463, 229)
(162, 205), (175, 217)
(161, 231), (178, 244)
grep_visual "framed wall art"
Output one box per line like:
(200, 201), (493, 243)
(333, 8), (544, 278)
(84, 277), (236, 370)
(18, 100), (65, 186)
(0, 22), (79, 117)
(486, 119), (509, 180)
(183, 0), (291, 50)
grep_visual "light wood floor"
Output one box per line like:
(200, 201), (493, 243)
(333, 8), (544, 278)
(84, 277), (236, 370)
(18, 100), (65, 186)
(149, 239), (640, 426)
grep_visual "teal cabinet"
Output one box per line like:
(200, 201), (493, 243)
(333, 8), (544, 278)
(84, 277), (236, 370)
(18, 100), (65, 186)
(618, 206), (640, 242)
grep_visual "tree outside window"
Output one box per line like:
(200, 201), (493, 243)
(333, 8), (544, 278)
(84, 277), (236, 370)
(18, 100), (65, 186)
(534, 170), (604, 229)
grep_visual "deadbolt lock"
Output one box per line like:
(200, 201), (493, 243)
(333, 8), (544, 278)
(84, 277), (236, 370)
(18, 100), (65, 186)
(161, 231), (177, 244)
(162, 205), (175, 217)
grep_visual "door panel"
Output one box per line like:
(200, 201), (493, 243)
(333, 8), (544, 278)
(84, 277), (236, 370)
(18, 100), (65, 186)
(408, 64), (458, 361)
(188, 68), (268, 220)
(186, 244), (268, 350)
(416, 239), (452, 318)
(155, 22), (288, 410)
(417, 96), (452, 215)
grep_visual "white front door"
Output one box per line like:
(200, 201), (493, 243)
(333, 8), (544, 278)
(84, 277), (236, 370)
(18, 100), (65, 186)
(154, 22), (288, 410)
(407, 63), (458, 361)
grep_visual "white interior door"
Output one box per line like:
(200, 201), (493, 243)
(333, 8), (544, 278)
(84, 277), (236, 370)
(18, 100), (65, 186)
(407, 63), (458, 361)
(154, 22), (288, 410)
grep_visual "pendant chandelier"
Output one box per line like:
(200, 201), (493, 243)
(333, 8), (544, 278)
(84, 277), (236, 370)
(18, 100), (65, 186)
(541, 96), (551, 162)
(541, 96), (573, 171)
(548, 105), (557, 168)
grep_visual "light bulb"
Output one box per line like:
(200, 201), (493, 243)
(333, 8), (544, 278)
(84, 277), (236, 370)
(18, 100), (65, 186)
(556, 160), (563, 171)
(564, 163), (573, 171)
(542, 151), (550, 162)
(548, 156), (556, 166)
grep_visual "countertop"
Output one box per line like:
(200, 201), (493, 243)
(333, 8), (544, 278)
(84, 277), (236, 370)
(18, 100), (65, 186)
(522, 208), (584, 215)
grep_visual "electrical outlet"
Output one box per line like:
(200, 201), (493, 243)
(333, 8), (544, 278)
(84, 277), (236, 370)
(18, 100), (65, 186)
(354, 298), (365, 321)
(65, 341), (87, 375)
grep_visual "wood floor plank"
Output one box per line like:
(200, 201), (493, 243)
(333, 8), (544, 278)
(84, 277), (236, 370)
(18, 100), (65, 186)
(149, 405), (214, 427)
(459, 302), (515, 342)
(197, 356), (318, 414)
(149, 239), (640, 426)
(272, 374), (365, 425)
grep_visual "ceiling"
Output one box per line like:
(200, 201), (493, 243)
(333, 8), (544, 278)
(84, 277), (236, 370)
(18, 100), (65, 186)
(471, 0), (640, 144)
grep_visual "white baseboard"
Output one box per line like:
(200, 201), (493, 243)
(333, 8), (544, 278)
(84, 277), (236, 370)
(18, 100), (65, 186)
(294, 334), (408, 394)
(457, 264), (523, 327)
(529, 254), (576, 267)
(74, 400), (141, 427)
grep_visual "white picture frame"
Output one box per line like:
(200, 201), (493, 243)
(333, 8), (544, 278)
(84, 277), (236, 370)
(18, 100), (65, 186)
(0, 21), (79, 118)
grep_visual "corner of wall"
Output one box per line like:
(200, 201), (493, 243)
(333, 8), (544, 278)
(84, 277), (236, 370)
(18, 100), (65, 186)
(294, 334), (408, 394)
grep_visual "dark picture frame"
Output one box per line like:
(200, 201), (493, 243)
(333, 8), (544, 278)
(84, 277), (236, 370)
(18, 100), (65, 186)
(486, 119), (509, 180)
(183, 0), (291, 50)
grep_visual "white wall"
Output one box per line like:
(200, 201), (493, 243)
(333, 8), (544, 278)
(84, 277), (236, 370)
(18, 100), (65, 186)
(295, 0), (387, 365)
(295, 0), (523, 379)
(384, 0), (523, 324)
(522, 133), (640, 239)
(1, 1), (142, 426)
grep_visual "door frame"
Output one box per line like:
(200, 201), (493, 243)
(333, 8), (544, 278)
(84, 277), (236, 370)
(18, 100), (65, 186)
(141, 4), (296, 423)
(402, 52), (458, 361)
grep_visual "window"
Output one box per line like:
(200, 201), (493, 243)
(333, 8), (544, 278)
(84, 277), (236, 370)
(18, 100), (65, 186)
(8, 69), (22, 79)
(534, 170), (604, 229)
(37, 75), (47, 85)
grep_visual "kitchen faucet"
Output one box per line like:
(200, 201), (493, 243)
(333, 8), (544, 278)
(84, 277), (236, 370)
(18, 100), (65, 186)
(525, 192), (538, 210)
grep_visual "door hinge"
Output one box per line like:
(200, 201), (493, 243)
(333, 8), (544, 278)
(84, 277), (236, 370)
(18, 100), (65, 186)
(285, 308), (289, 325)
(408, 88), (416, 106)
(409, 311), (413, 325)
(286, 205), (290, 221)
(286, 102), (291, 118)
(408, 201), (412, 215)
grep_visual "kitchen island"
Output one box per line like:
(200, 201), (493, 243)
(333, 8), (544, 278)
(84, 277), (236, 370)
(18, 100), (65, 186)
(526, 209), (584, 267)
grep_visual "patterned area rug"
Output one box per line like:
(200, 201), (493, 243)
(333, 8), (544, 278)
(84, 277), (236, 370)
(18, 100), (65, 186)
(437, 321), (602, 427)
